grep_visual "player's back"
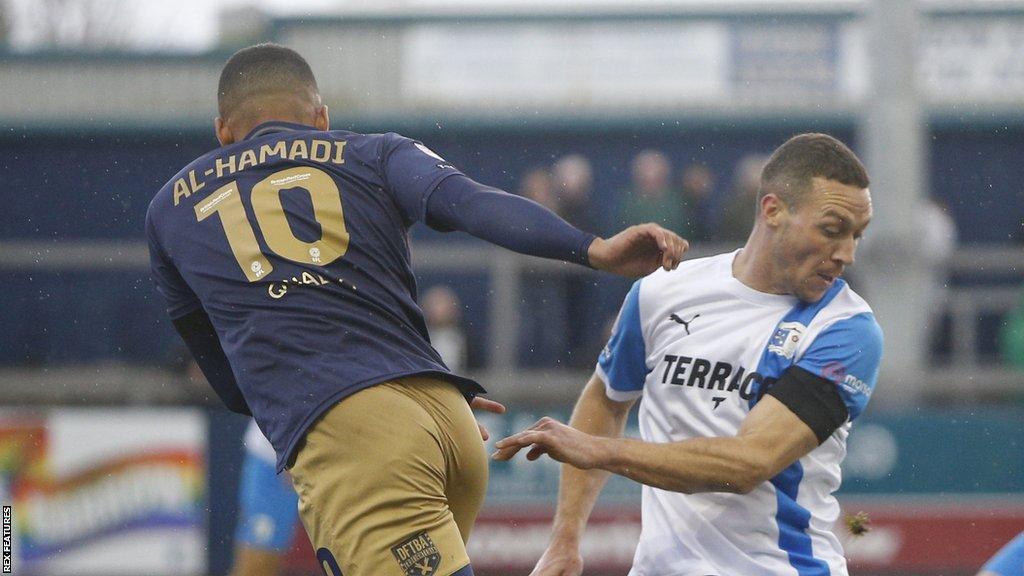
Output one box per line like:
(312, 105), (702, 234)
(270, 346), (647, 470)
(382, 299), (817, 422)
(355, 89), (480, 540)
(146, 122), (481, 471)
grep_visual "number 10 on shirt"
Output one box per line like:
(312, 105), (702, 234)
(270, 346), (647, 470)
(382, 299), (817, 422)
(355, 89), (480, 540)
(194, 167), (350, 281)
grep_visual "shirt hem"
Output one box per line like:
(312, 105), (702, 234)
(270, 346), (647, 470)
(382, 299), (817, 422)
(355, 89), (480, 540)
(595, 363), (644, 402)
(276, 368), (485, 473)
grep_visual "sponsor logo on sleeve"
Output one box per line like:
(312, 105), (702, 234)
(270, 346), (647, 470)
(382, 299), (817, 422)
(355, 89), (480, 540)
(821, 361), (871, 396)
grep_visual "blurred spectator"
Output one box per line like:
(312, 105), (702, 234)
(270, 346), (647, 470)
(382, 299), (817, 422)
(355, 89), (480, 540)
(619, 150), (688, 235)
(1002, 292), (1024, 370)
(518, 166), (559, 212)
(422, 285), (468, 372)
(552, 154), (600, 234)
(516, 166), (570, 367)
(920, 197), (959, 358)
(679, 163), (716, 241)
(717, 154), (769, 245)
(921, 197), (958, 267)
(552, 154), (606, 367)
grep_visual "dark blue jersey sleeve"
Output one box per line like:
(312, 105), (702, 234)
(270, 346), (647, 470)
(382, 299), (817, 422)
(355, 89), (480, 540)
(425, 174), (597, 266)
(173, 309), (251, 416)
(380, 133), (465, 225)
(146, 209), (201, 319)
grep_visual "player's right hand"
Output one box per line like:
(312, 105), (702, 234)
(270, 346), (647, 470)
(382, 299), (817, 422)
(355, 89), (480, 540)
(470, 395), (506, 441)
(588, 223), (688, 278)
(529, 543), (584, 576)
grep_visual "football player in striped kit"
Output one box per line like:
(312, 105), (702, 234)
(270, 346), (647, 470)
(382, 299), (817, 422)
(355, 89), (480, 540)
(496, 133), (883, 576)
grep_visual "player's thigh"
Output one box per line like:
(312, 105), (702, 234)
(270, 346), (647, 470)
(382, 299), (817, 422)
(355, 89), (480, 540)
(396, 377), (489, 542)
(290, 383), (470, 576)
(235, 452), (300, 553)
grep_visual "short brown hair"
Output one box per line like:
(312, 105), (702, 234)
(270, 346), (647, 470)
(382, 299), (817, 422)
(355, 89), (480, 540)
(217, 43), (319, 121)
(758, 133), (870, 207)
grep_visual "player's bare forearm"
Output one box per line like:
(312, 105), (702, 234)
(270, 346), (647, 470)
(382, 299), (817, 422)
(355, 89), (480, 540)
(550, 375), (633, 543)
(495, 395), (818, 495)
(595, 435), (773, 494)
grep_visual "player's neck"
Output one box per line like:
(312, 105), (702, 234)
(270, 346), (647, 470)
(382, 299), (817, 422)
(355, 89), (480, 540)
(732, 227), (787, 296)
(233, 114), (314, 138)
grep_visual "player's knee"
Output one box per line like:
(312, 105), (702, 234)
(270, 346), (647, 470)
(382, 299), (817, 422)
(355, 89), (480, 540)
(449, 564), (474, 576)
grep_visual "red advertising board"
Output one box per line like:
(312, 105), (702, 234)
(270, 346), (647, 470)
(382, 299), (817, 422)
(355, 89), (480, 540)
(286, 499), (1024, 575)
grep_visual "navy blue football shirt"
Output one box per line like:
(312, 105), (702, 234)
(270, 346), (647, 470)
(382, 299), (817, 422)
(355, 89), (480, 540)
(147, 122), (486, 471)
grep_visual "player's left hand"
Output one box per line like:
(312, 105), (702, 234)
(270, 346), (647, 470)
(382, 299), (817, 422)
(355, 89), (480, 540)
(588, 223), (688, 278)
(470, 396), (506, 441)
(491, 417), (604, 470)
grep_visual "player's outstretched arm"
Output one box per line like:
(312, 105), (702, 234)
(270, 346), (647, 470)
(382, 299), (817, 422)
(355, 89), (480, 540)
(425, 175), (686, 278)
(494, 394), (818, 495)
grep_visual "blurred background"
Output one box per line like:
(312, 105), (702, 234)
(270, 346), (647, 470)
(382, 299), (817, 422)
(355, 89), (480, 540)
(1, 0), (1023, 574)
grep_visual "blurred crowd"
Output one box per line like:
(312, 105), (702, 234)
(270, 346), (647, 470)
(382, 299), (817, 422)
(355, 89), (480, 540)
(158, 147), (1024, 397)
(420, 149), (1001, 375)
(515, 150), (769, 244)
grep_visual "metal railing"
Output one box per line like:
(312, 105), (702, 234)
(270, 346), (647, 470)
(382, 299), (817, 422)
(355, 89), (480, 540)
(1, 241), (1022, 404)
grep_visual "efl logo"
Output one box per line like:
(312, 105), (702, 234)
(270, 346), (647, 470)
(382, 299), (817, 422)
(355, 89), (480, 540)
(3, 505), (11, 574)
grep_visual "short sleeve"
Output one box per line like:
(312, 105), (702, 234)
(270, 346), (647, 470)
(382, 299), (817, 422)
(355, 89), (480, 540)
(380, 133), (465, 224)
(146, 209), (201, 319)
(596, 281), (649, 401)
(795, 313), (883, 421)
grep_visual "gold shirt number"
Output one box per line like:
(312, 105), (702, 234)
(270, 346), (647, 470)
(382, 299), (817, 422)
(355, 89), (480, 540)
(193, 167), (349, 282)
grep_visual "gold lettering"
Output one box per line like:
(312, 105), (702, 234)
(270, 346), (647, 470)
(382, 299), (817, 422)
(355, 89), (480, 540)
(301, 271), (319, 285)
(288, 139), (308, 161)
(310, 140), (331, 162)
(173, 178), (191, 206)
(187, 170), (205, 194)
(268, 284), (288, 299)
(332, 141), (346, 164)
(238, 149), (258, 171)
(215, 155), (236, 179)
(259, 141), (288, 164)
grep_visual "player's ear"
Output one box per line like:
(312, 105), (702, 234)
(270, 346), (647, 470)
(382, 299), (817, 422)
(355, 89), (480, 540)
(761, 193), (785, 227)
(215, 117), (235, 146)
(314, 105), (329, 132)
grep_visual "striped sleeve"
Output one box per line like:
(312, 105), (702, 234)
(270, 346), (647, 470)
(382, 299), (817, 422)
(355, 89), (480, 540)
(795, 313), (883, 421)
(596, 280), (649, 401)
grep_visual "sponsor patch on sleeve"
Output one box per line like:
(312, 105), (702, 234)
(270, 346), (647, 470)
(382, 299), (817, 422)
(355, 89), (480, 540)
(391, 531), (441, 576)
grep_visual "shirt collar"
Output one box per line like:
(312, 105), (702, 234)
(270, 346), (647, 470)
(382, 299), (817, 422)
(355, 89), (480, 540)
(243, 121), (317, 141)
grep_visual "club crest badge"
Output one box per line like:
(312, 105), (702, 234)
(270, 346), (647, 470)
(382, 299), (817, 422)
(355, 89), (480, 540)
(391, 531), (441, 576)
(768, 321), (806, 359)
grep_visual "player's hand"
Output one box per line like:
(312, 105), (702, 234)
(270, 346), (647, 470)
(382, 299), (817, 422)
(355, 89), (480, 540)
(529, 542), (584, 576)
(588, 223), (688, 278)
(491, 417), (605, 469)
(470, 396), (506, 441)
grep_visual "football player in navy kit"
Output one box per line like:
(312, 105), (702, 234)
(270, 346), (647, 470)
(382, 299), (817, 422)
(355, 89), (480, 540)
(146, 44), (686, 576)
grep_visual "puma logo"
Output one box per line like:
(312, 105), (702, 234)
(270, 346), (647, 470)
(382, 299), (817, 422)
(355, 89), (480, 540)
(669, 313), (700, 335)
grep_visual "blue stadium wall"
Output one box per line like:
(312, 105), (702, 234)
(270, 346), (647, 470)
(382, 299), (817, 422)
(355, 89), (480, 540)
(2, 123), (1022, 367)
